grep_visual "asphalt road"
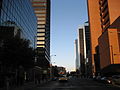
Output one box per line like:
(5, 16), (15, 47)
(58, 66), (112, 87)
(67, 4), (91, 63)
(27, 77), (120, 90)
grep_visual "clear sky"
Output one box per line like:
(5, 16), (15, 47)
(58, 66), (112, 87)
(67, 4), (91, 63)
(51, 0), (88, 72)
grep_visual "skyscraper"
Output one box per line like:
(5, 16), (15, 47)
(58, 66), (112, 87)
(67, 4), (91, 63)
(78, 22), (91, 77)
(75, 39), (80, 71)
(87, 0), (102, 75)
(32, 0), (51, 68)
(78, 27), (86, 76)
(0, 0), (37, 47)
(0, 0), (37, 87)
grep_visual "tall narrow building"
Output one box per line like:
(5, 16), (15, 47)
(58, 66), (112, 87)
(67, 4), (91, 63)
(87, 0), (102, 76)
(78, 22), (91, 77)
(75, 39), (80, 72)
(78, 27), (86, 76)
(32, 0), (51, 68)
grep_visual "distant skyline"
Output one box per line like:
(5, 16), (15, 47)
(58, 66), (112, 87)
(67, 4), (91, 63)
(51, 0), (88, 71)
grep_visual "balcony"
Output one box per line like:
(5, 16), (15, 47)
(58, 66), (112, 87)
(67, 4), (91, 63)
(102, 9), (108, 19)
(101, 1), (108, 12)
(102, 15), (109, 25)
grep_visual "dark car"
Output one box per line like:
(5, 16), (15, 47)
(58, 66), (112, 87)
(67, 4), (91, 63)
(100, 77), (112, 84)
(112, 75), (120, 85)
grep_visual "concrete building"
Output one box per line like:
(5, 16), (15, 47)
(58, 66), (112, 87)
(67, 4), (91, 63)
(87, 0), (102, 76)
(87, 0), (120, 76)
(84, 22), (91, 77)
(99, 0), (120, 75)
(78, 27), (86, 76)
(32, 0), (51, 68)
(75, 39), (80, 72)
(78, 22), (91, 77)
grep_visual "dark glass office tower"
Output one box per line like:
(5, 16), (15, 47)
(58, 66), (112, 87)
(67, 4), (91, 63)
(32, 0), (51, 68)
(0, 0), (37, 47)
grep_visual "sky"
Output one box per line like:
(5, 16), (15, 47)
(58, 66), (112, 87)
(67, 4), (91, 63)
(51, 0), (88, 72)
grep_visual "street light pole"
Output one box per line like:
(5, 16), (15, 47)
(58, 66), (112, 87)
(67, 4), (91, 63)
(50, 55), (56, 80)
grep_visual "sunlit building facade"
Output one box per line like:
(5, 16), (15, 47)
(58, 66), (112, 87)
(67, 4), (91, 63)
(87, 0), (120, 75)
(0, 0), (37, 47)
(98, 0), (120, 75)
(32, 0), (51, 68)
(87, 0), (102, 75)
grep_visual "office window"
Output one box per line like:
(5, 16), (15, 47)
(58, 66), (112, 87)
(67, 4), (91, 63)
(37, 29), (45, 32)
(37, 37), (45, 40)
(32, 0), (46, 2)
(38, 25), (45, 28)
(35, 10), (46, 13)
(37, 18), (46, 20)
(37, 41), (45, 44)
(32, 3), (46, 6)
(37, 33), (45, 36)
(37, 21), (45, 24)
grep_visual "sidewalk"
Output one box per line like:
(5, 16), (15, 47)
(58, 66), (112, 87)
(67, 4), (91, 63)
(0, 82), (36, 90)
(0, 80), (51, 90)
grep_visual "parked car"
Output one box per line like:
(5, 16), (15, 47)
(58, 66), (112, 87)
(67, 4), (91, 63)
(100, 77), (112, 84)
(112, 75), (120, 85)
(96, 76), (101, 81)
(52, 77), (58, 81)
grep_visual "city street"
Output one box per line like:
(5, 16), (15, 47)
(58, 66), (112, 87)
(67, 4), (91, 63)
(25, 77), (120, 90)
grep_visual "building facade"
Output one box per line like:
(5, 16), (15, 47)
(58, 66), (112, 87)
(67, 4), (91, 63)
(0, 0), (37, 47)
(0, 0), (37, 87)
(75, 39), (80, 71)
(98, 0), (120, 75)
(32, 0), (51, 68)
(78, 22), (91, 77)
(78, 27), (86, 76)
(87, 0), (120, 76)
(83, 23), (91, 77)
(87, 0), (102, 76)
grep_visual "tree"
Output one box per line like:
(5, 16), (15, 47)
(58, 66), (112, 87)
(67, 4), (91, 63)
(0, 37), (35, 69)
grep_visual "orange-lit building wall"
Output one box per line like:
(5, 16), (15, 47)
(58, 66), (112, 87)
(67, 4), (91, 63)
(87, 0), (102, 73)
(98, 0), (120, 70)
(99, 29), (120, 69)
(107, 0), (120, 24)
(98, 30), (110, 69)
(108, 29), (120, 65)
(99, 0), (120, 31)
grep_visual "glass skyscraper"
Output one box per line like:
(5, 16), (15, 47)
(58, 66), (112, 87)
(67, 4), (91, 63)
(32, 0), (51, 68)
(0, 0), (37, 47)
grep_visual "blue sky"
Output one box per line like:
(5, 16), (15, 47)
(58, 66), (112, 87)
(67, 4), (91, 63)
(51, 0), (88, 71)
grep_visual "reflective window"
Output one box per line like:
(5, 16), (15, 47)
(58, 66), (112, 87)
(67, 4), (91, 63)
(0, 0), (37, 47)
(37, 41), (45, 44)
(32, 3), (46, 6)
(38, 25), (45, 28)
(37, 18), (46, 20)
(35, 10), (46, 13)
(37, 37), (45, 40)
(37, 21), (45, 24)
(32, 0), (47, 2)
(37, 46), (45, 48)
(37, 33), (45, 36)
(38, 29), (45, 32)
